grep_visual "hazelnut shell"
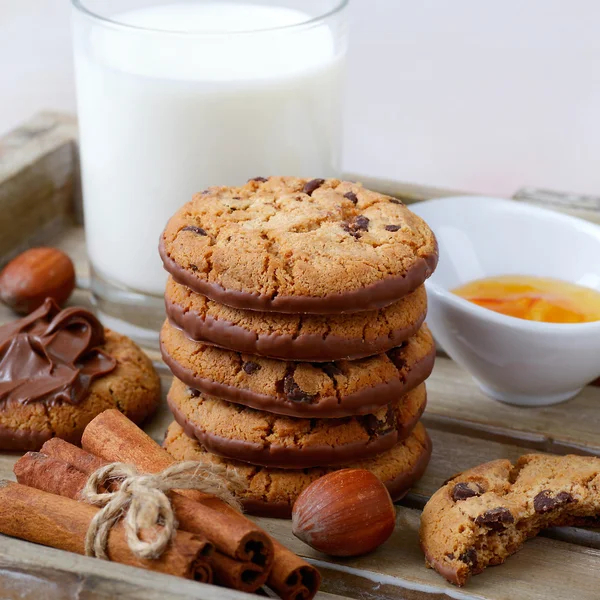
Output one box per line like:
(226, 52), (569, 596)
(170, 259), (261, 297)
(0, 247), (76, 314)
(292, 469), (396, 557)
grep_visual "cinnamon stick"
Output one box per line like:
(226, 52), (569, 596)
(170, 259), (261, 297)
(15, 450), (103, 502)
(268, 538), (321, 600)
(41, 437), (106, 473)
(210, 552), (269, 593)
(41, 438), (273, 572)
(0, 479), (213, 582)
(82, 410), (321, 600)
(15, 450), (267, 593)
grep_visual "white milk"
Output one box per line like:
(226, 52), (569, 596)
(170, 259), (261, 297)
(73, 3), (344, 296)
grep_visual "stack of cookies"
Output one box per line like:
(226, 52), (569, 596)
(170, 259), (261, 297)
(158, 177), (438, 517)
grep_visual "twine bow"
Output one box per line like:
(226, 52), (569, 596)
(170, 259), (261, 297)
(81, 461), (243, 560)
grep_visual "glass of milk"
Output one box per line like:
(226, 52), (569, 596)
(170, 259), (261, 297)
(71, 0), (348, 345)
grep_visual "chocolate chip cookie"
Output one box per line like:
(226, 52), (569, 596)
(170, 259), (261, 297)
(167, 377), (426, 469)
(159, 177), (438, 313)
(160, 320), (435, 418)
(0, 300), (160, 450)
(165, 277), (427, 362)
(165, 420), (432, 518)
(420, 454), (600, 586)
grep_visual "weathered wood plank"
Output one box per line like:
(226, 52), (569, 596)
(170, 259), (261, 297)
(414, 428), (532, 501)
(426, 358), (600, 456)
(513, 187), (600, 225)
(313, 566), (453, 600)
(0, 113), (79, 267)
(0, 535), (255, 600)
(256, 508), (600, 600)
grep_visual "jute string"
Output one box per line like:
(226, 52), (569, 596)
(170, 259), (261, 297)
(80, 461), (243, 560)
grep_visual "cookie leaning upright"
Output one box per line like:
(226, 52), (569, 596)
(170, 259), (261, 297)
(159, 177), (438, 313)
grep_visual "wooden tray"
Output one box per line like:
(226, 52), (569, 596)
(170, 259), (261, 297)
(1, 112), (600, 600)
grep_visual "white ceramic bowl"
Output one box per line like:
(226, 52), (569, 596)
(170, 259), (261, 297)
(410, 195), (600, 406)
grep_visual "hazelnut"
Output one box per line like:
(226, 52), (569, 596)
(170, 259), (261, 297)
(0, 247), (76, 315)
(292, 469), (396, 557)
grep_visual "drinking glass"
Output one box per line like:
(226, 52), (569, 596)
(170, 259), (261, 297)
(71, 0), (349, 345)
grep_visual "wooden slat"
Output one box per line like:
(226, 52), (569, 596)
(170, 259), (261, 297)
(0, 112), (79, 268)
(414, 428), (534, 501)
(255, 508), (600, 600)
(0, 535), (255, 600)
(513, 187), (600, 225)
(426, 358), (600, 456)
(312, 566), (453, 600)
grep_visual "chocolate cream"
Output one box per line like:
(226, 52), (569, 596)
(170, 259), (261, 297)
(0, 299), (116, 405)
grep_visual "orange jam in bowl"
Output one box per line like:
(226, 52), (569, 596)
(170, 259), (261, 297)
(452, 275), (600, 324)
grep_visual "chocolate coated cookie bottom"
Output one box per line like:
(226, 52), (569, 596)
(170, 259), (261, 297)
(167, 377), (427, 469)
(160, 320), (435, 418)
(165, 277), (428, 362)
(164, 420), (432, 518)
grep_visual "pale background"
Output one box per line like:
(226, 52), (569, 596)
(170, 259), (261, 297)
(2, 0), (600, 196)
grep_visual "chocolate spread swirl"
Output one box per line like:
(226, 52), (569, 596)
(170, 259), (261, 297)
(0, 299), (116, 405)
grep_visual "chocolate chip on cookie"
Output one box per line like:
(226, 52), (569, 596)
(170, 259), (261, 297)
(533, 490), (574, 513)
(363, 405), (396, 437)
(475, 507), (514, 530)
(243, 361), (261, 375)
(181, 225), (207, 236)
(451, 482), (484, 501)
(303, 178), (325, 196)
(458, 548), (477, 567)
(283, 374), (317, 404)
(342, 215), (370, 239)
(344, 191), (358, 204)
(165, 276), (428, 362)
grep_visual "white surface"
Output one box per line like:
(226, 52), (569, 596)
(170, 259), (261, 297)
(74, 2), (343, 294)
(2, 1), (600, 196)
(411, 196), (600, 406)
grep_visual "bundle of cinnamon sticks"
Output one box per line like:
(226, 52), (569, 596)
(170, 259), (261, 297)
(6, 409), (320, 600)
